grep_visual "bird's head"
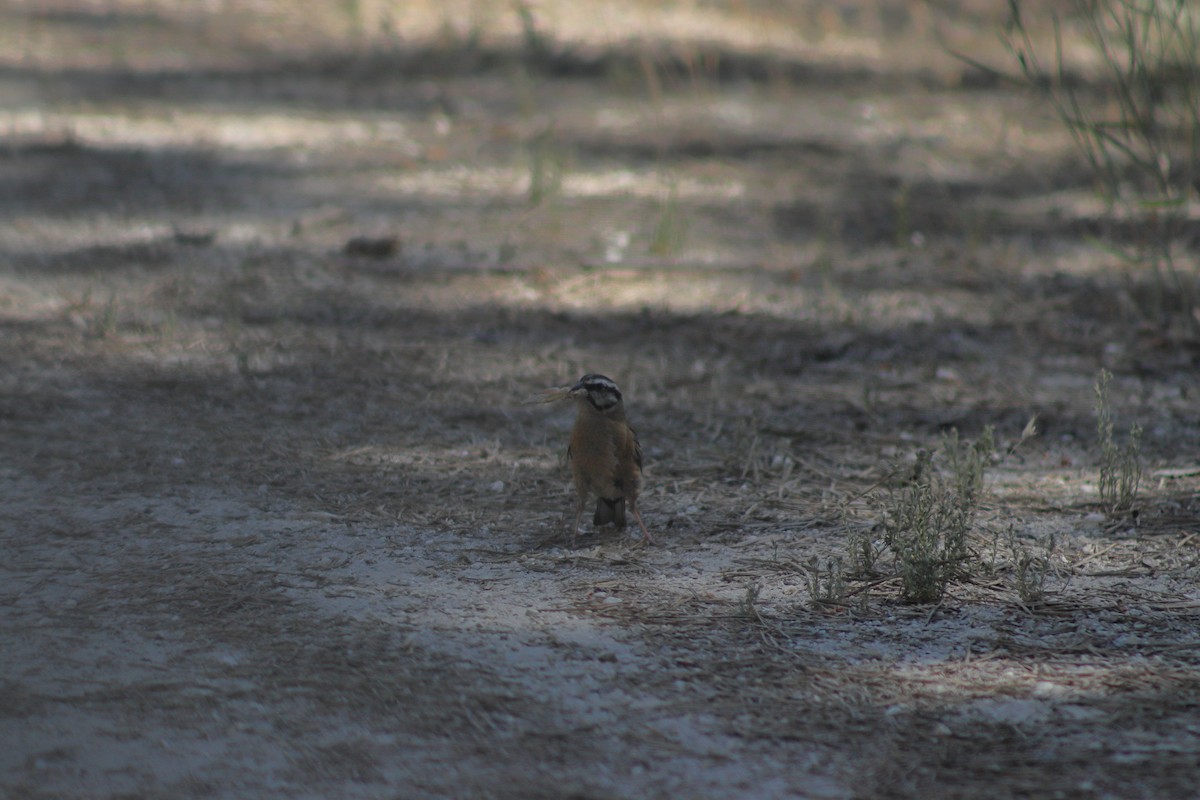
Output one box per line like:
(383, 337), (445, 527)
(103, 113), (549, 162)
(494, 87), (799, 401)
(568, 374), (624, 415)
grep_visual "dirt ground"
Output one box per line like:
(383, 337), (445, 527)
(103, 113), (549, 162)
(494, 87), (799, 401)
(3, 2), (1200, 798)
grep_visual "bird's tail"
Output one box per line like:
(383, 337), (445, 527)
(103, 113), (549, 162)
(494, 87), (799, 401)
(593, 496), (627, 528)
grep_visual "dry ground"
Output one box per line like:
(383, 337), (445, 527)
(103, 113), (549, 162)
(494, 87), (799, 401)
(3, 2), (1200, 798)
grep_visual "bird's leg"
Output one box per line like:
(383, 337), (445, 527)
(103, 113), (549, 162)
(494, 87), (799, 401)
(571, 495), (586, 547)
(630, 507), (653, 545)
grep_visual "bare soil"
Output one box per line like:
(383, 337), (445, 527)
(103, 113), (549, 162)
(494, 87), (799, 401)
(3, 3), (1200, 798)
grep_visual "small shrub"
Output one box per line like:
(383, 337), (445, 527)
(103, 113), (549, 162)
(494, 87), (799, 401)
(1094, 369), (1143, 514)
(1009, 529), (1056, 607)
(882, 471), (969, 604)
(805, 556), (847, 608)
(737, 583), (763, 621)
(943, 425), (995, 506)
(846, 525), (884, 577)
(880, 430), (994, 604)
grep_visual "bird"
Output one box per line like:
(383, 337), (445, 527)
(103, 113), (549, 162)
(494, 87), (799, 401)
(559, 374), (653, 545)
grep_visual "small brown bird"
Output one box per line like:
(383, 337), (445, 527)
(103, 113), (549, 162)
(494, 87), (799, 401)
(562, 374), (653, 544)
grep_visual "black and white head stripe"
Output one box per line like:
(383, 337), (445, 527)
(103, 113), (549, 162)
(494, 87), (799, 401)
(574, 374), (622, 410)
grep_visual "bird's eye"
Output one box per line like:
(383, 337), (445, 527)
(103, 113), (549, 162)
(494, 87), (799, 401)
(589, 390), (619, 410)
